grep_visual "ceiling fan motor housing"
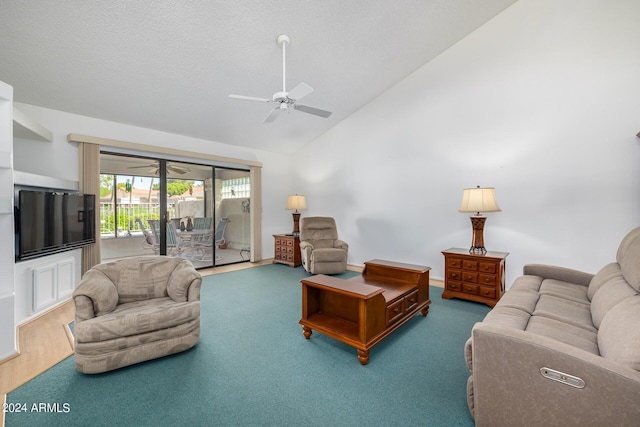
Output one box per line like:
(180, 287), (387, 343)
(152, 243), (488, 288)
(277, 34), (290, 46)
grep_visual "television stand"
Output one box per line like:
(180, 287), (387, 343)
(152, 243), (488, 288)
(299, 259), (431, 365)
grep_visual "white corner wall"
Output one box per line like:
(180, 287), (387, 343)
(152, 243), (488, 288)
(0, 81), (16, 359)
(292, 0), (640, 286)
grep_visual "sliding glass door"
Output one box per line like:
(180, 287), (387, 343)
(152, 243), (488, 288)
(99, 153), (250, 268)
(213, 168), (251, 265)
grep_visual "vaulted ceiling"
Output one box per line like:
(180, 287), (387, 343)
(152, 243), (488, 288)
(0, 0), (518, 154)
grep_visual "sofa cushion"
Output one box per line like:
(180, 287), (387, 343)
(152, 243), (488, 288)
(588, 263), (623, 300)
(497, 289), (540, 314)
(312, 247), (347, 262)
(532, 294), (595, 332)
(509, 275), (543, 292)
(590, 276), (638, 328)
(75, 297), (200, 342)
(525, 316), (599, 355)
(482, 306), (530, 330)
(598, 296), (640, 371)
(538, 279), (589, 304)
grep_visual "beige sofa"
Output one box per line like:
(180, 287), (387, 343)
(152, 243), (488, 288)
(465, 227), (640, 426)
(73, 256), (202, 374)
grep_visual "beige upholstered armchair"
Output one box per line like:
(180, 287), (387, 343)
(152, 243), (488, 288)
(299, 217), (349, 274)
(73, 256), (201, 374)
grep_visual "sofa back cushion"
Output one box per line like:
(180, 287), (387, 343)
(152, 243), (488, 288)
(590, 276), (638, 328)
(616, 226), (640, 264)
(588, 263), (623, 301)
(619, 235), (640, 293)
(614, 226), (640, 293)
(96, 256), (184, 303)
(300, 217), (339, 242)
(598, 295), (640, 371)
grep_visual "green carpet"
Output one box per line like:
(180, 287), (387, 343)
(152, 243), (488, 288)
(6, 264), (489, 426)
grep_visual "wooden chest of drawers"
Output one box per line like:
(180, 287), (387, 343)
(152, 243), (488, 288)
(273, 234), (301, 267)
(441, 248), (508, 307)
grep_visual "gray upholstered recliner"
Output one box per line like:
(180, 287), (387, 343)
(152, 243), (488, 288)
(73, 256), (201, 374)
(299, 217), (348, 274)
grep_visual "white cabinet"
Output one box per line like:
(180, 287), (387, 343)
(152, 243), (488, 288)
(32, 258), (76, 312)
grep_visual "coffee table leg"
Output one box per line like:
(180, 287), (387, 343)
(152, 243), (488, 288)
(421, 306), (430, 316)
(357, 349), (370, 365)
(302, 325), (312, 339)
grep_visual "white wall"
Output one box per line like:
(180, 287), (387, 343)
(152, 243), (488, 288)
(292, 0), (640, 286)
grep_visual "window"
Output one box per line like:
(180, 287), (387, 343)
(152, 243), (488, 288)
(221, 177), (250, 199)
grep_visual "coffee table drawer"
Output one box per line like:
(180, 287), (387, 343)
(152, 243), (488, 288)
(386, 299), (405, 325)
(404, 289), (419, 312)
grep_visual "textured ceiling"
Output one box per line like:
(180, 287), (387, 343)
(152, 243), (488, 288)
(0, 0), (517, 154)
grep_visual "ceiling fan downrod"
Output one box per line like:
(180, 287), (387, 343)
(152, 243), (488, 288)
(277, 34), (290, 94)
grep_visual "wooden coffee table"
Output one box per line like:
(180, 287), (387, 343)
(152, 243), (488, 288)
(299, 259), (431, 365)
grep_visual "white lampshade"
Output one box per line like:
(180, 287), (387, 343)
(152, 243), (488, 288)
(286, 194), (307, 212)
(459, 187), (501, 214)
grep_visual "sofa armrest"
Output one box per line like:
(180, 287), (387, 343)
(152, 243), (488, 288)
(471, 322), (640, 426)
(72, 269), (118, 319)
(333, 239), (349, 250)
(167, 260), (203, 302)
(523, 264), (593, 287)
(300, 241), (314, 251)
(300, 241), (314, 258)
(74, 295), (96, 322)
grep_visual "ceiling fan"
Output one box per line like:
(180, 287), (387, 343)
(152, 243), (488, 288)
(127, 162), (190, 175)
(229, 34), (332, 123)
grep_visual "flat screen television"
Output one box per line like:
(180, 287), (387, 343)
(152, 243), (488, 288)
(16, 190), (96, 261)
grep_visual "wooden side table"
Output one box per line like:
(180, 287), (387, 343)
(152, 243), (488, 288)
(273, 234), (301, 267)
(441, 248), (508, 307)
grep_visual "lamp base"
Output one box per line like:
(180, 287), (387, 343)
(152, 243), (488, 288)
(469, 215), (487, 254)
(292, 212), (301, 236)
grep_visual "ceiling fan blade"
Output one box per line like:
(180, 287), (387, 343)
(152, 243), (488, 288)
(287, 82), (313, 101)
(229, 94), (271, 102)
(293, 104), (332, 118)
(263, 107), (283, 123)
(168, 167), (188, 174)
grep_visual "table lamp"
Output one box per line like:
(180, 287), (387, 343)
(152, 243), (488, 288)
(286, 194), (307, 236)
(459, 186), (501, 254)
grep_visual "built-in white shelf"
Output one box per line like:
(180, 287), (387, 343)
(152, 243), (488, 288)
(14, 170), (78, 191)
(13, 107), (53, 142)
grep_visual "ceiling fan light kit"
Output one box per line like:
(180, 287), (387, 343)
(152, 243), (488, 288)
(229, 34), (332, 123)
